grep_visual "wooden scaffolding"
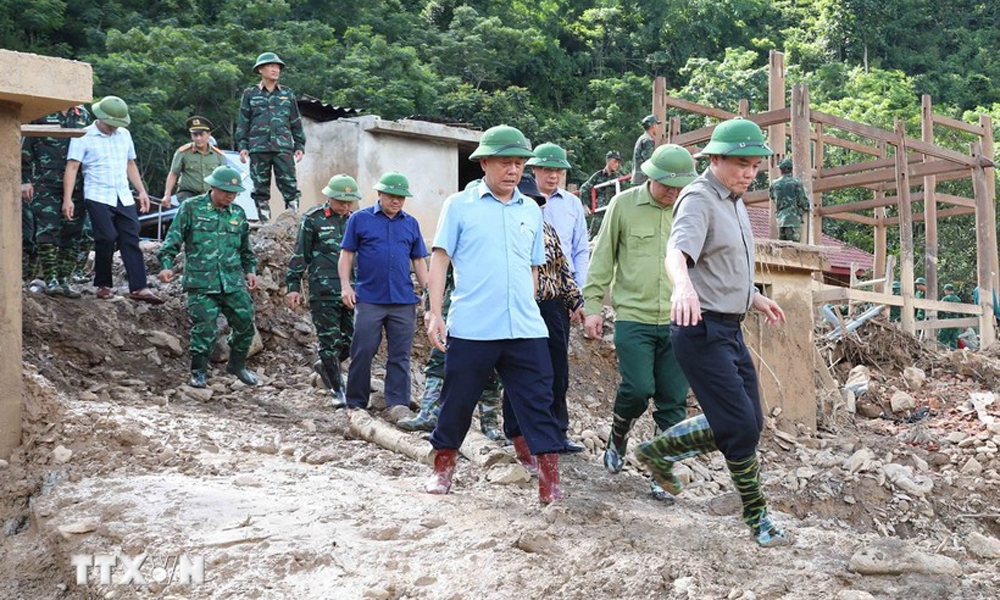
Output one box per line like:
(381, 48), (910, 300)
(652, 51), (997, 347)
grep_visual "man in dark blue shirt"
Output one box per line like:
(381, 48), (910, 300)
(339, 172), (429, 410)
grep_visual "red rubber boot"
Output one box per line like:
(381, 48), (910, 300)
(537, 453), (566, 504)
(425, 449), (458, 494)
(511, 436), (538, 476)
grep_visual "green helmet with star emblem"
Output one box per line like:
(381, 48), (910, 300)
(323, 174), (362, 202)
(469, 125), (535, 160)
(526, 143), (571, 170)
(698, 118), (773, 157)
(373, 172), (412, 197)
(641, 144), (698, 188)
(91, 96), (131, 128)
(204, 166), (247, 193)
(253, 52), (286, 73)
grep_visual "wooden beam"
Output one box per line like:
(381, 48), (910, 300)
(912, 191), (976, 208)
(662, 96), (736, 121)
(881, 206), (976, 226)
(814, 159), (969, 195)
(973, 140), (997, 346)
(914, 317), (981, 331)
(20, 125), (87, 138)
(810, 120), (823, 244)
(896, 118), (917, 335)
(790, 85), (814, 244)
(922, 95), (939, 307)
(813, 132), (881, 156)
(768, 50), (786, 241)
(819, 155), (919, 178)
(826, 212), (879, 225)
(813, 286), (983, 315)
(670, 108), (791, 147)
(982, 113), (998, 303)
(653, 76), (667, 145)
(931, 113), (985, 136)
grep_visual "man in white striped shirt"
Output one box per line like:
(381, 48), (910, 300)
(63, 96), (163, 304)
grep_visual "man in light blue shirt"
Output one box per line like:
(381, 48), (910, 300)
(528, 143), (589, 288)
(424, 125), (566, 505)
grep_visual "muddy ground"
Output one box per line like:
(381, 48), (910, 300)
(3, 213), (1000, 599)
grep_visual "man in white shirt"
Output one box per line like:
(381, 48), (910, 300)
(63, 96), (162, 304)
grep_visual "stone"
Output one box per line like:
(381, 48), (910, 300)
(837, 592), (876, 600)
(843, 448), (874, 473)
(486, 463), (532, 485)
(964, 531), (1000, 559)
(841, 388), (857, 414)
(889, 391), (917, 414)
(961, 457), (983, 476)
(383, 405), (413, 424)
(673, 577), (694, 595)
(881, 463), (933, 496)
(51, 445), (72, 464)
(848, 539), (961, 575)
(180, 386), (214, 402)
(57, 519), (100, 539)
(901, 366), (926, 391)
(143, 330), (184, 357)
(516, 531), (558, 555)
(947, 431), (969, 444)
(856, 400), (882, 419)
(304, 447), (337, 465)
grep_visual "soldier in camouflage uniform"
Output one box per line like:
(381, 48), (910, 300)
(285, 174), (359, 408)
(158, 166), (260, 388)
(769, 157), (810, 242)
(397, 263), (504, 441)
(21, 106), (91, 297)
(21, 184), (38, 288)
(162, 116), (227, 207)
(236, 52), (306, 223)
(938, 283), (962, 349)
(578, 150), (624, 239)
(631, 115), (660, 186)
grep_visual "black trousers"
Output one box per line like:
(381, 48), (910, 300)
(85, 199), (147, 291)
(538, 298), (570, 433)
(670, 315), (763, 461)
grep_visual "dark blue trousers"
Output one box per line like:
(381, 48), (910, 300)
(538, 299), (570, 433)
(670, 315), (763, 461)
(85, 199), (148, 291)
(430, 337), (564, 455)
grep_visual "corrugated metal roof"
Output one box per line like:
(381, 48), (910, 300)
(297, 94), (361, 122)
(746, 205), (874, 273)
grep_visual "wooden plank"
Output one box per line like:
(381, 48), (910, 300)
(813, 286), (983, 315)
(819, 155), (918, 178)
(922, 95), (939, 304)
(896, 119), (917, 335)
(826, 212), (878, 225)
(663, 96), (736, 121)
(813, 159), (968, 194)
(931, 113), (985, 136)
(982, 113), (999, 306)
(880, 206), (975, 226)
(912, 191), (976, 208)
(671, 108), (791, 147)
(20, 125), (87, 138)
(654, 76), (667, 145)
(914, 317), (981, 331)
(814, 133), (881, 155)
(973, 140), (997, 346)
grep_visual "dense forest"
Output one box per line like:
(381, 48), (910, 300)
(7, 0), (1000, 290)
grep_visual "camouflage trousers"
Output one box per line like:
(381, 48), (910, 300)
(187, 290), (256, 358)
(249, 152), (300, 222)
(310, 294), (354, 362)
(424, 347), (502, 422)
(589, 210), (607, 240)
(25, 186), (88, 281)
(22, 200), (36, 281)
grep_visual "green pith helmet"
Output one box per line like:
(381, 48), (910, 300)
(373, 172), (412, 197)
(469, 125), (535, 160)
(526, 143), (571, 170)
(606, 150), (622, 161)
(253, 51), (286, 73)
(91, 96), (131, 128)
(944, 283), (955, 291)
(204, 166), (246, 193)
(916, 277), (927, 285)
(641, 114), (660, 128)
(779, 157), (793, 172)
(323, 174), (362, 202)
(641, 144), (698, 188)
(697, 118), (773, 157)
(892, 281), (901, 291)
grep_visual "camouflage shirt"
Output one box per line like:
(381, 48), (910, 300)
(158, 194), (257, 293)
(631, 133), (655, 185)
(578, 168), (623, 213)
(235, 83), (306, 154)
(769, 175), (810, 227)
(21, 107), (91, 187)
(286, 204), (352, 296)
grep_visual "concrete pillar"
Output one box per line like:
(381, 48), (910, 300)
(0, 103), (20, 457)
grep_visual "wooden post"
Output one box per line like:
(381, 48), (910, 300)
(0, 103), (21, 457)
(809, 122), (824, 244)
(767, 51), (786, 241)
(668, 116), (681, 144)
(981, 113), (998, 295)
(873, 142), (889, 292)
(895, 118), (917, 335)
(653, 76), (667, 145)
(790, 85), (814, 243)
(973, 140), (997, 346)
(921, 95), (938, 313)
(738, 98), (749, 118)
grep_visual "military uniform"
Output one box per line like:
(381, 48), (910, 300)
(938, 288), (962, 349)
(769, 173), (810, 242)
(287, 204), (355, 363)
(20, 107), (91, 290)
(168, 143), (226, 201)
(631, 133), (655, 186)
(235, 82), (305, 221)
(158, 193), (258, 367)
(579, 167), (623, 238)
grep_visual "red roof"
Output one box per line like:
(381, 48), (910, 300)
(746, 205), (873, 274)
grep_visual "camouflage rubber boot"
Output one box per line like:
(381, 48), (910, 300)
(37, 244), (59, 288)
(58, 279), (82, 299)
(189, 355), (209, 388)
(226, 353), (259, 386)
(727, 454), (792, 548)
(55, 247), (82, 298)
(397, 375), (442, 431)
(477, 395), (504, 442)
(71, 241), (92, 284)
(634, 414), (717, 496)
(320, 355), (347, 408)
(603, 413), (637, 474)
(648, 427), (674, 503)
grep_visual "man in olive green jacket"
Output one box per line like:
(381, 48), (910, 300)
(158, 166), (259, 388)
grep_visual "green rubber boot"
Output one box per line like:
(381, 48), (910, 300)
(603, 412), (637, 474)
(634, 414), (717, 495)
(189, 355), (209, 388)
(226, 353), (259, 386)
(477, 379), (504, 441)
(398, 375), (442, 431)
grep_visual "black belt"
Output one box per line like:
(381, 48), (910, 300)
(702, 311), (745, 323)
